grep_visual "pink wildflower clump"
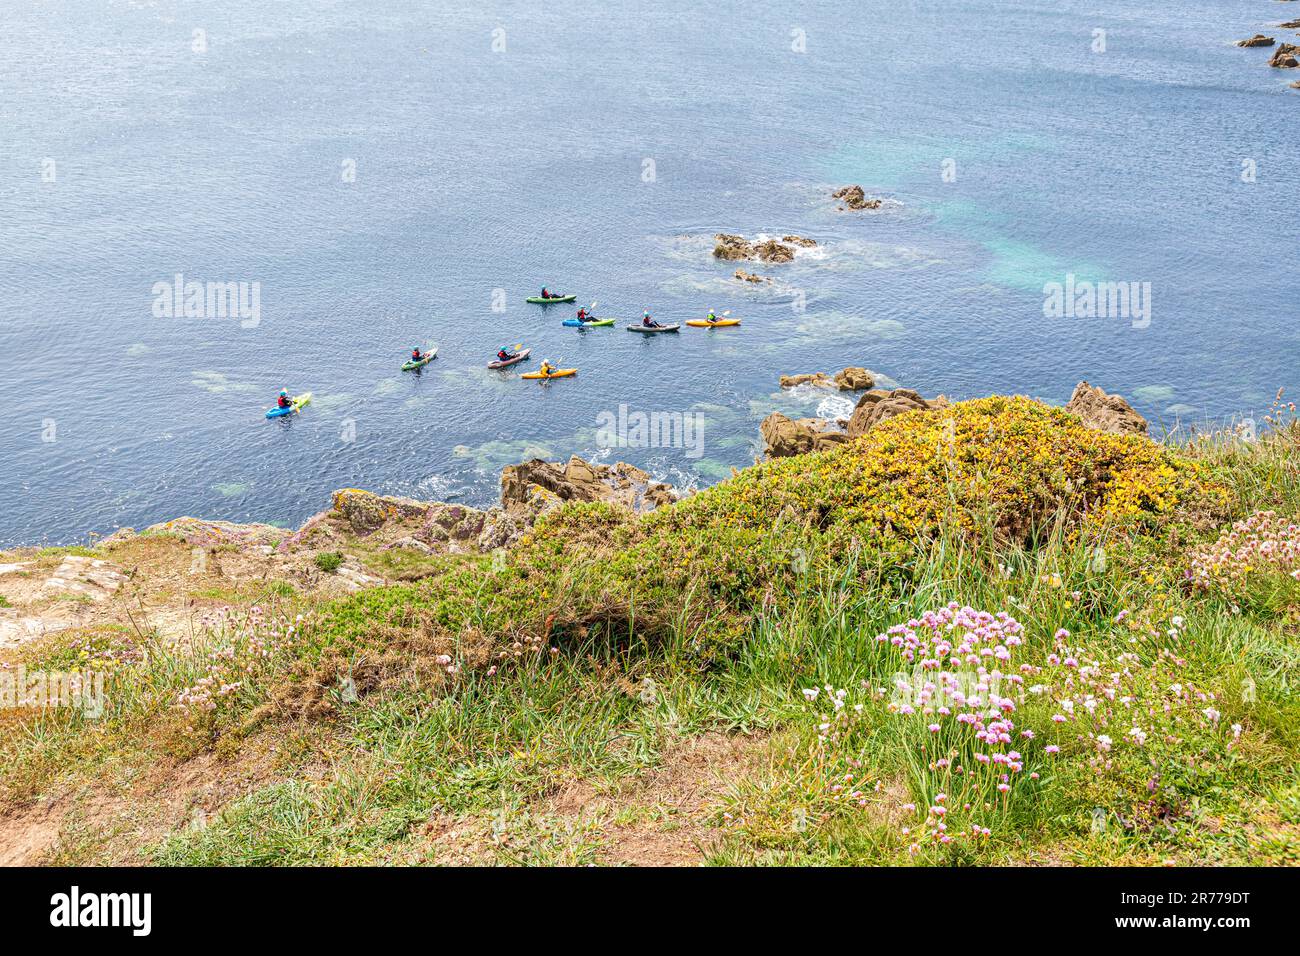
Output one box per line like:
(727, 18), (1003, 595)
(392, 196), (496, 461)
(175, 607), (289, 716)
(801, 603), (1238, 857)
(1187, 510), (1300, 593)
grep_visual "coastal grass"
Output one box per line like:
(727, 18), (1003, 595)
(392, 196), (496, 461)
(3, 397), (1300, 865)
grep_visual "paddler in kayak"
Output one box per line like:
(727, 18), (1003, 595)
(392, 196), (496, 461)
(538, 360), (555, 377)
(641, 310), (662, 329)
(705, 309), (718, 324)
(410, 347), (426, 363)
(276, 389), (293, 409)
(496, 347), (518, 363)
(540, 287), (560, 300)
(575, 307), (593, 322)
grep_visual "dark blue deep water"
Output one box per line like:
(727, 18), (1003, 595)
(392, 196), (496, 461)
(2, 0), (1297, 546)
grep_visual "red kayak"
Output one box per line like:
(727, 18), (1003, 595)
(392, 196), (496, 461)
(487, 348), (531, 369)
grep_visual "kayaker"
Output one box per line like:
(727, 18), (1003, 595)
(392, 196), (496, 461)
(496, 347), (516, 362)
(411, 347), (424, 362)
(576, 307), (592, 322)
(642, 311), (661, 329)
(539, 360), (554, 377)
(705, 310), (717, 324)
(276, 389), (292, 409)
(541, 287), (556, 300)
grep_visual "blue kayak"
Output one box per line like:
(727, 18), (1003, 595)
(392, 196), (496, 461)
(562, 317), (615, 328)
(265, 392), (312, 419)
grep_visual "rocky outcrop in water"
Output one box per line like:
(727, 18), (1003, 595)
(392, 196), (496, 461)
(1237, 35), (1276, 48)
(832, 185), (883, 211)
(734, 269), (770, 283)
(1064, 381), (1148, 436)
(1269, 43), (1300, 68)
(713, 233), (815, 264)
(779, 368), (876, 391)
(760, 413), (848, 459)
(834, 367), (876, 391)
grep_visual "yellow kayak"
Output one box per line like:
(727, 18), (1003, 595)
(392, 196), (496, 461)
(520, 368), (577, 380)
(686, 318), (741, 328)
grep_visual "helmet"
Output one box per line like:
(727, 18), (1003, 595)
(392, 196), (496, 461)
(643, 311), (650, 317)
(279, 389), (288, 396)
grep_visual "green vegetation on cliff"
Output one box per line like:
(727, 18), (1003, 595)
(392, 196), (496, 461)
(3, 396), (1299, 866)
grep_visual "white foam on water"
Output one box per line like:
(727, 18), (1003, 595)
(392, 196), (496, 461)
(816, 394), (855, 420)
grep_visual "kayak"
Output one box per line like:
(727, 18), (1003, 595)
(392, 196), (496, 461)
(520, 368), (577, 380)
(401, 349), (437, 370)
(526, 294), (576, 304)
(686, 319), (741, 328)
(265, 392), (312, 419)
(487, 348), (531, 369)
(626, 324), (681, 333)
(562, 317), (615, 328)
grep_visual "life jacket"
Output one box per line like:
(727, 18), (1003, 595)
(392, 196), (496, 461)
(498, 351), (509, 360)
(278, 395), (291, 408)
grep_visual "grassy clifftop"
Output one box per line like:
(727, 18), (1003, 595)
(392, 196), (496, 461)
(3, 395), (1299, 865)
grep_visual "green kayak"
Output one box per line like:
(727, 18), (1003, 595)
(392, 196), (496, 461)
(527, 294), (577, 304)
(401, 349), (437, 371)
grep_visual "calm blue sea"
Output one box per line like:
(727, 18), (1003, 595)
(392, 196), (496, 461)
(1, 0), (1297, 547)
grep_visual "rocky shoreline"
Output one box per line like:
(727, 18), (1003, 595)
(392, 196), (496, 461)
(35, 378), (1149, 566)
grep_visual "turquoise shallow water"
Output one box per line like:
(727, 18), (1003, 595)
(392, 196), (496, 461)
(1, 0), (1297, 546)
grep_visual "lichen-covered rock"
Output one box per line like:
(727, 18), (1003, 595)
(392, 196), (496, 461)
(500, 455), (677, 515)
(331, 488), (429, 536)
(1064, 381), (1149, 437)
(103, 516), (285, 549)
(760, 413), (848, 458)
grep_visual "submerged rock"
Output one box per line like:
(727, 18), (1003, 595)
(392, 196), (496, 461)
(780, 372), (832, 389)
(832, 185), (883, 211)
(734, 268), (770, 283)
(1063, 381), (1149, 436)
